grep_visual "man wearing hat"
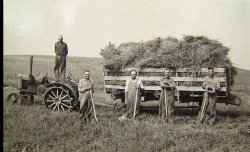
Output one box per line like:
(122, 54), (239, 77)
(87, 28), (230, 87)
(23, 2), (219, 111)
(54, 35), (68, 82)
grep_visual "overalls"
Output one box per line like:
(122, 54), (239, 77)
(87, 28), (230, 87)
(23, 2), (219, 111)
(125, 80), (141, 118)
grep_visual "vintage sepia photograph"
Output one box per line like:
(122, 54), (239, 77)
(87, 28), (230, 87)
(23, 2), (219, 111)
(3, 0), (250, 151)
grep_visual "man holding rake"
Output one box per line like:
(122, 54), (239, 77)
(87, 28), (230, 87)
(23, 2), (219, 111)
(119, 70), (144, 120)
(78, 70), (97, 123)
(159, 68), (176, 123)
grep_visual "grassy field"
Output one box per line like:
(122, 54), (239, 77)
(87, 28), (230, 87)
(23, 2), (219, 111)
(3, 55), (250, 152)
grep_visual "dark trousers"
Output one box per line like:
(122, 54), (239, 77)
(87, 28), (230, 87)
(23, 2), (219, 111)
(159, 88), (175, 121)
(54, 55), (66, 82)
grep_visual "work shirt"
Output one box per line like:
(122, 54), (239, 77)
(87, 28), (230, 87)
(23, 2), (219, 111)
(55, 41), (68, 56)
(125, 78), (144, 92)
(160, 77), (176, 89)
(78, 78), (94, 93)
(202, 76), (220, 90)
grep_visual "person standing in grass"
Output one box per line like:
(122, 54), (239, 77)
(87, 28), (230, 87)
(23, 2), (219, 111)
(119, 70), (144, 120)
(159, 68), (176, 123)
(197, 67), (220, 125)
(54, 35), (68, 82)
(78, 70), (94, 122)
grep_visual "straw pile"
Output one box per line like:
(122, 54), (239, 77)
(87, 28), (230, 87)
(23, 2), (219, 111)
(100, 35), (237, 86)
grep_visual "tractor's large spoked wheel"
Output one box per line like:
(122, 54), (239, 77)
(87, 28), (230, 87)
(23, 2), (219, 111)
(44, 87), (73, 111)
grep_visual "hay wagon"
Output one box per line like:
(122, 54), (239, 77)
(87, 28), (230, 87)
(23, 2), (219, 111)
(103, 67), (240, 111)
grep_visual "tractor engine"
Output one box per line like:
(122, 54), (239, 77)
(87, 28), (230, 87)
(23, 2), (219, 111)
(17, 74), (35, 90)
(17, 73), (48, 96)
(16, 56), (49, 102)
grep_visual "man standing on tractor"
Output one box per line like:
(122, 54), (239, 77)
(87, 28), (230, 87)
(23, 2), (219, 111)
(119, 70), (144, 120)
(197, 67), (220, 125)
(78, 70), (95, 123)
(54, 35), (68, 82)
(159, 68), (176, 123)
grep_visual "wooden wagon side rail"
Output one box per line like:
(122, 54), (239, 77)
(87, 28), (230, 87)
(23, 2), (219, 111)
(104, 85), (227, 92)
(103, 76), (226, 82)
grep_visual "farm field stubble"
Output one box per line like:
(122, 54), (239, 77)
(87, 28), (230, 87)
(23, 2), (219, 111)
(3, 55), (250, 152)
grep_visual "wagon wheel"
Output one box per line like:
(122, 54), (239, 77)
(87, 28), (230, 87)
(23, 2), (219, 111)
(6, 92), (23, 105)
(44, 87), (74, 111)
(113, 100), (126, 112)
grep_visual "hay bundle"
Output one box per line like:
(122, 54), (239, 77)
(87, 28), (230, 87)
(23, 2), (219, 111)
(100, 35), (236, 86)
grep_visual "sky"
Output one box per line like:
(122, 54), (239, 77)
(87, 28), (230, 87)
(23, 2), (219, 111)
(4, 0), (250, 70)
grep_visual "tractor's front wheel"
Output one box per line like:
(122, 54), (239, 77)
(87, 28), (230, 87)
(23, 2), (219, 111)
(6, 92), (23, 105)
(44, 87), (74, 111)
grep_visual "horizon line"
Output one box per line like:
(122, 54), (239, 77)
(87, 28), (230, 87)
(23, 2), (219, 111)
(3, 54), (103, 58)
(3, 54), (250, 71)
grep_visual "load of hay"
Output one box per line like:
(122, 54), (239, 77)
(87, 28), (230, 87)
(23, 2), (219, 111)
(100, 35), (237, 87)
